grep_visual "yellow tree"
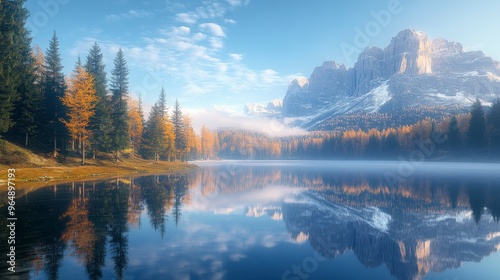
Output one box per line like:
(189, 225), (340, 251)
(183, 115), (197, 160)
(128, 98), (144, 156)
(61, 66), (97, 165)
(201, 125), (213, 159)
(162, 118), (175, 161)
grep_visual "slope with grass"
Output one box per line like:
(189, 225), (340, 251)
(0, 140), (198, 189)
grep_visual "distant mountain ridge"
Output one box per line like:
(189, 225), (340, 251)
(244, 99), (283, 117)
(281, 29), (500, 130)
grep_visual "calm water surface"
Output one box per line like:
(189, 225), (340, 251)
(1, 160), (500, 280)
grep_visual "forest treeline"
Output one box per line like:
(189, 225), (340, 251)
(199, 99), (500, 160)
(0, 1), (197, 164)
(1, 1), (499, 164)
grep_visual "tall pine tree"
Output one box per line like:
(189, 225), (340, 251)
(43, 32), (67, 157)
(85, 42), (112, 156)
(0, 0), (36, 135)
(158, 88), (175, 161)
(467, 99), (487, 152)
(488, 99), (500, 153)
(447, 115), (461, 151)
(12, 31), (40, 146)
(142, 102), (165, 161)
(109, 48), (130, 160)
(172, 99), (187, 161)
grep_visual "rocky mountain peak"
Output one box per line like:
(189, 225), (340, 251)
(321, 60), (346, 70)
(432, 38), (464, 56)
(384, 29), (433, 75)
(287, 76), (309, 92)
(281, 29), (500, 130)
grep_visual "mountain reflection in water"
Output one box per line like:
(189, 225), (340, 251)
(1, 161), (499, 280)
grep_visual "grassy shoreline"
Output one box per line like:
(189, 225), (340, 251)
(0, 158), (198, 189)
(0, 140), (199, 189)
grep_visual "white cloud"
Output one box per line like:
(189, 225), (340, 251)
(175, 12), (197, 24)
(199, 23), (225, 37)
(226, 0), (250, 7)
(229, 53), (243, 61)
(176, 2), (228, 25)
(177, 26), (191, 35)
(195, 2), (226, 19)
(105, 9), (154, 22)
(209, 37), (224, 49)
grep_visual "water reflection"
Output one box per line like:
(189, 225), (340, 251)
(1, 161), (499, 280)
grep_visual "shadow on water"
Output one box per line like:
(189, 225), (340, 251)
(1, 161), (499, 280)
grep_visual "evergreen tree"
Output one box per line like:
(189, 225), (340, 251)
(467, 99), (487, 152)
(43, 32), (67, 157)
(138, 94), (145, 127)
(32, 45), (46, 90)
(109, 49), (130, 160)
(365, 134), (381, 159)
(142, 102), (165, 161)
(447, 115), (461, 151)
(12, 40), (40, 146)
(74, 56), (82, 68)
(156, 87), (175, 161)
(24, 45), (46, 145)
(141, 88), (177, 161)
(85, 42), (112, 155)
(488, 99), (500, 153)
(0, 0), (35, 134)
(172, 99), (187, 161)
(382, 132), (399, 158)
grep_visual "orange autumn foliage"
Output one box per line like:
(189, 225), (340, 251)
(128, 98), (144, 155)
(61, 66), (97, 164)
(61, 66), (97, 144)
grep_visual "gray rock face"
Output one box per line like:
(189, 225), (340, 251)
(282, 29), (500, 129)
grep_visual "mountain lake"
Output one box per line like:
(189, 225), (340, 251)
(1, 160), (500, 280)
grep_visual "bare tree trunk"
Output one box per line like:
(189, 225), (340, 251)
(25, 132), (28, 146)
(82, 139), (85, 165)
(53, 131), (57, 158)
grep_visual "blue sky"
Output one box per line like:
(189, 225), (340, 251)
(25, 0), (500, 133)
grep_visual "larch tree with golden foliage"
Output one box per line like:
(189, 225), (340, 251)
(183, 115), (197, 160)
(61, 66), (97, 165)
(128, 98), (144, 156)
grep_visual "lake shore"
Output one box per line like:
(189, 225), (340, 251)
(0, 158), (199, 189)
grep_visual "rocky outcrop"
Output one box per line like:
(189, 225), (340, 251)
(383, 29), (433, 76)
